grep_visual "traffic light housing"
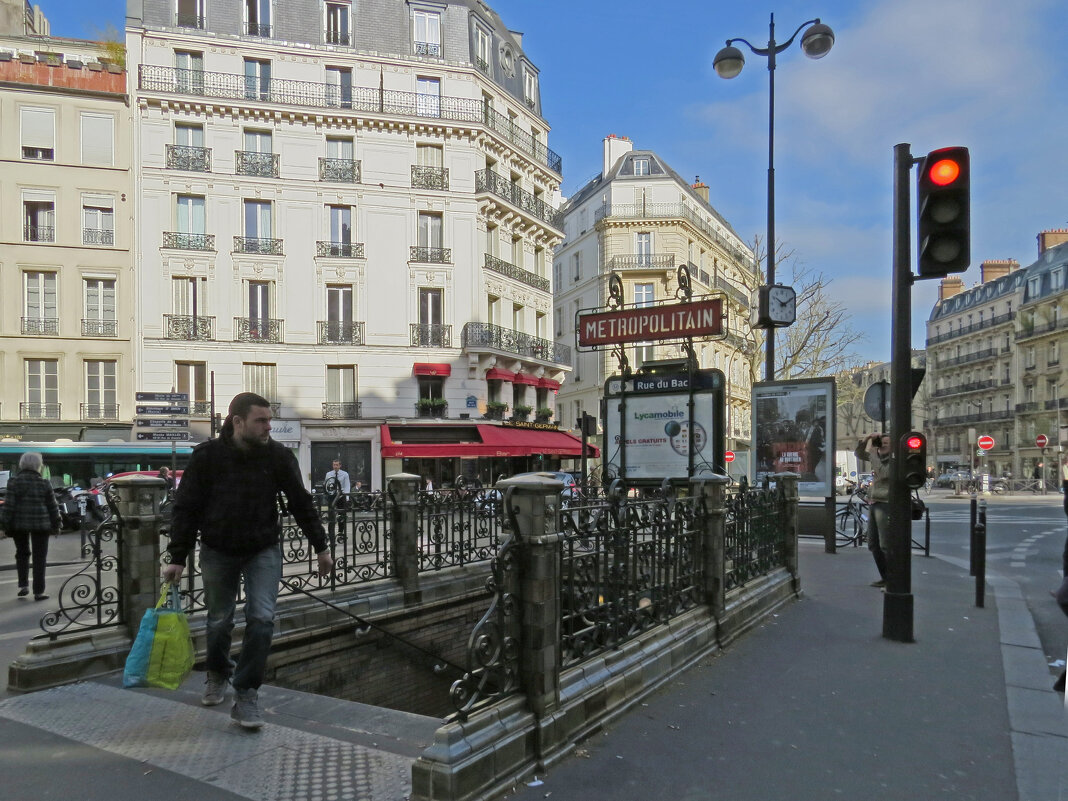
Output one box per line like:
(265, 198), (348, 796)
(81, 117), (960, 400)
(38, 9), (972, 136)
(901, 431), (927, 489)
(917, 146), (970, 277)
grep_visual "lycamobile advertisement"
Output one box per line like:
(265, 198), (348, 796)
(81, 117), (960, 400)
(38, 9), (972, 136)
(605, 393), (715, 480)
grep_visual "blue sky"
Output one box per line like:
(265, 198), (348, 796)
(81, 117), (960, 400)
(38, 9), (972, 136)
(44, 0), (1068, 365)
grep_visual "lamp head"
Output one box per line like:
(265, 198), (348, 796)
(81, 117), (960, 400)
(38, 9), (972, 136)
(801, 22), (834, 59)
(713, 45), (745, 79)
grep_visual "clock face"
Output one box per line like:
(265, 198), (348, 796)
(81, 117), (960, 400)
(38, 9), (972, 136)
(768, 285), (796, 325)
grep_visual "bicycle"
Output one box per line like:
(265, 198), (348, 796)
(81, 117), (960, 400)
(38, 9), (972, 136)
(835, 484), (870, 548)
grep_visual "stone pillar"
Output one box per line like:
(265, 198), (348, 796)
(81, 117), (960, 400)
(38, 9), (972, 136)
(496, 473), (564, 720)
(111, 475), (168, 635)
(388, 473), (422, 600)
(691, 475), (729, 619)
(774, 473), (801, 593)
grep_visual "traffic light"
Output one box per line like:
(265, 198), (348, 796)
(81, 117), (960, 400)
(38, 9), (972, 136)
(916, 146), (970, 277)
(901, 432), (927, 489)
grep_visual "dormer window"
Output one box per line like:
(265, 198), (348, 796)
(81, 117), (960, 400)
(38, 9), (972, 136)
(634, 157), (650, 176)
(414, 9), (441, 56)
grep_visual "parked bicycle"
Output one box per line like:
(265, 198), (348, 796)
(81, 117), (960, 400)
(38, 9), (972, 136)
(835, 483), (870, 548)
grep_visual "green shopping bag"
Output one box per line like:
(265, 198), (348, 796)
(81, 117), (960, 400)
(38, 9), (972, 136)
(123, 582), (195, 690)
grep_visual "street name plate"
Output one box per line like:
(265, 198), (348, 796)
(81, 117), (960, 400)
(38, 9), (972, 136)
(135, 405), (189, 415)
(135, 419), (189, 429)
(136, 431), (190, 441)
(135, 392), (189, 403)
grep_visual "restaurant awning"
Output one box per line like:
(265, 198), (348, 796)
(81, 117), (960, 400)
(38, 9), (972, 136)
(485, 368), (515, 381)
(512, 373), (539, 386)
(413, 363), (451, 376)
(537, 378), (560, 391)
(380, 423), (599, 458)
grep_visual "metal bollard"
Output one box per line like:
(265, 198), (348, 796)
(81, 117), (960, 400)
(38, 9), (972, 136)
(974, 499), (987, 607)
(969, 495), (978, 576)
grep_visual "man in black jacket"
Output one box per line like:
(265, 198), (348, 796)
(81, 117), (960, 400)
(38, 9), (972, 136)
(164, 393), (331, 728)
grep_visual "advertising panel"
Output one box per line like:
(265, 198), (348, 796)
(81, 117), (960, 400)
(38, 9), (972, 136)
(753, 377), (836, 497)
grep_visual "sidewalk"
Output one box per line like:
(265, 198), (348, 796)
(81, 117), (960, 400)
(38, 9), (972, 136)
(0, 542), (1064, 801)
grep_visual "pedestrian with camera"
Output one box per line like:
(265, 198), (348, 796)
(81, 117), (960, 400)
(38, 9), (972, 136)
(855, 433), (892, 588)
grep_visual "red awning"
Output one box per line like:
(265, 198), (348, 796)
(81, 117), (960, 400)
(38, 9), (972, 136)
(485, 368), (515, 381)
(538, 378), (560, 391)
(380, 424), (599, 458)
(413, 363), (451, 377)
(512, 373), (539, 386)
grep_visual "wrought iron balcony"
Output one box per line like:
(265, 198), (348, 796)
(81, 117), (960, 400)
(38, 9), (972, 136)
(164, 314), (215, 341)
(475, 56), (488, 73)
(412, 165), (449, 190)
(934, 348), (997, 369)
(163, 231), (215, 251)
(475, 169), (563, 230)
(80, 403), (119, 421)
(1045, 397), (1068, 410)
(82, 319), (118, 337)
(414, 41), (440, 56)
(1015, 315), (1068, 341)
(21, 317), (58, 335)
(234, 236), (284, 256)
(322, 401), (362, 419)
(715, 276), (751, 309)
(324, 30), (350, 46)
(461, 322), (571, 366)
(235, 317), (283, 343)
(316, 241), (365, 258)
(138, 65), (562, 175)
(410, 246), (451, 263)
(82, 228), (114, 246)
(931, 379), (998, 398)
(166, 144), (211, 172)
(318, 157), (360, 182)
(175, 13), (205, 28)
(235, 150), (279, 177)
(318, 320), (365, 345)
(1015, 402), (1040, 413)
(246, 21), (271, 37)
(926, 311), (1014, 346)
(24, 224), (54, 242)
(595, 202), (753, 267)
(484, 253), (549, 291)
(21, 402), (60, 420)
(410, 323), (452, 348)
(607, 253), (676, 272)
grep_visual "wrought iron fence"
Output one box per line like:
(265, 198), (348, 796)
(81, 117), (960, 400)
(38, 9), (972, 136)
(475, 169), (563, 230)
(461, 322), (571, 366)
(235, 150), (279, 177)
(411, 323), (452, 347)
(417, 488), (504, 570)
(234, 317), (284, 342)
(82, 228), (114, 245)
(319, 157), (361, 182)
(165, 314), (215, 341)
(412, 165), (449, 190)
(166, 143), (212, 172)
(483, 253), (550, 291)
(410, 246), (451, 263)
(317, 320), (365, 344)
(234, 236), (284, 256)
(82, 319), (118, 337)
(162, 231), (215, 251)
(723, 483), (788, 590)
(316, 241), (365, 258)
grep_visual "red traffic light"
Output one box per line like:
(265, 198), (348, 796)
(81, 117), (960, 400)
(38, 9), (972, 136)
(928, 159), (961, 186)
(905, 435), (924, 450)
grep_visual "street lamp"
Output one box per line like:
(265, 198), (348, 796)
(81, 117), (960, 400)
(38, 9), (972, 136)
(714, 14), (834, 381)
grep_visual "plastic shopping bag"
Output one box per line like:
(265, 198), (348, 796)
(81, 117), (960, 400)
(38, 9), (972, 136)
(123, 583), (195, 690)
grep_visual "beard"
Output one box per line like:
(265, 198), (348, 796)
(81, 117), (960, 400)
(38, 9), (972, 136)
(237, 430), (270, 448)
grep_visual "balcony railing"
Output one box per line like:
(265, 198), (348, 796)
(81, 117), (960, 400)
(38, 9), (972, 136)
(234, 317), (284, 343)
(595, 202), (752, 268)
(410, 323), (452, 348)
(82, 228), (114, 246)
(175, 13), (205, 28)
(934, 348), (997, 369)
(21, 402), (60, 420)
(1015, 315), (1068, 341)
(715, 276), (751, 309)
(322, 401), (362, 419)
(324, 30), (350, 46)
(1015, 402), (1040, 413)
(410, 246), (452, 263)
(318, 157), (360, 182)
(1045, 397), (1068, 410)
(930, 379), (998, 398)
(316, 241), (365, 258)
(138, 65), (562, 175)
(82, 319), (118, 337)
(163, 231), (215, 251)
(24, 224), (55, 242)
(21, 317), (58, 335)
(484, 253), (550, 291)
(166, 144), (212, 172)
(235, 150), (279, 177)
(926, 312), (1014, 345)
(234, 236), (284, 255)
(607, 253), (676, 272)
(81, 403), (119, 421)
(190, 401), (212, 416)
(246, 21), (272, 37)
(164, 314), (215, 341)
(412, 165), (449, 190)
(475, 56), (488, 73)
(414, 40), (441, 57)
(415, 401), (448, 418)
(318, 320), (365, 345)
(475, 169), (563, 230)
(461, 322), (571, 366)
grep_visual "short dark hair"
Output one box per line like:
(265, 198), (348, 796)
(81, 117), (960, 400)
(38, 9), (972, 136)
(220, 392), (271, 438)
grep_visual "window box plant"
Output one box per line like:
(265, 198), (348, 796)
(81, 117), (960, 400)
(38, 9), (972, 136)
(535, 407), (554, 423)
(485, 401), (508, 420)
(511, 404), (532, 421)
(417, 397), (448, 418)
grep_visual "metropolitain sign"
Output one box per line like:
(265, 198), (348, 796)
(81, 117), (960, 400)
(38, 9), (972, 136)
(577, 298), (723, 348)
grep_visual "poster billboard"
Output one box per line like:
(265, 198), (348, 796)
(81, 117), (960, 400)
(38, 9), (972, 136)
(603, 368), (725, 481)
(753, 377), (836, 497)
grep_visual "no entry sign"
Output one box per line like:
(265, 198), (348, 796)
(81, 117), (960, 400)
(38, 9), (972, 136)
(977, 435), (995, 451)
(1036, 434), (1049, 448)
(724, 450), (736, 463)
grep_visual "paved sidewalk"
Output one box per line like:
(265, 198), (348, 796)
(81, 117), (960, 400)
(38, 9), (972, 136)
(0, 541), (1064, 801)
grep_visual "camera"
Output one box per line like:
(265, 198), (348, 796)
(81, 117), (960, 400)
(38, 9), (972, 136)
(871, 435), (883, 447)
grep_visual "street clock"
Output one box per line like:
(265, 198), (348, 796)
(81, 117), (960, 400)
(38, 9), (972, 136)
(751, 284), (796, 328)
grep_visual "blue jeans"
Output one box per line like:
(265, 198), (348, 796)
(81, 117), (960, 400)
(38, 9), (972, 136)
(199, 544), (282, 693)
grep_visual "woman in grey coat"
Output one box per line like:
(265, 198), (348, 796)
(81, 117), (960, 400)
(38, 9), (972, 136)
(1, 452), (61, 600)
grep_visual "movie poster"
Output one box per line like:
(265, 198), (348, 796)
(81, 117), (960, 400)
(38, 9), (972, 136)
(753, 378), (835, 496)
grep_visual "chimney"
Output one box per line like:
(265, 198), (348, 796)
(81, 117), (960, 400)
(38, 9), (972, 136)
(939, 276), (965, 301)
(691, 176), (709, 204)
(1038, 229), (1068, 255)
(602, 134), (633, 176)
(979, 259), (1018, 284)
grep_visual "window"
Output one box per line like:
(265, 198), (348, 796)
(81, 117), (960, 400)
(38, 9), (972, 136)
(414, 10), (440, 56)
(324, 0), (350, 45)
(175, 50), (204, 94)
(24, 272), (58, 332)
(177, 0), (205, 27)
(176, 361), (208, 408)
(327, 285), (353, 325)
(243, 129), (271, 154)
(249, 280), (271, 321)
(511, 236), (523, 268)
(634, 282), (655, 307)
(512, 302), (523, 332)
(1051, 340), (1061, 365)
(418, 212), (442, 248)
(175, 122), (204, 147)
(535, 246), (545, 277)
(175, 195), (206, 247)
(1052, 268), (1065, 292)
(327, 136), (354, 160)
(245, 0), (271, 36)
(327, 366), (356, 404)
(485, 222), (499, 258)
(419, 288), (443, 326)
(85, 360), (117, 418)
(636, 232), (652, 265)
(82, 195), (115, 245)
(487, 295), (500, 326)
(243, 362), (277, 401)
(244, 58), (271, 100)
(84, 278), (117, 335)
(21, 107), (54, 160)
(173, 276), (207, 316)
(536, 311), (546, 340)
(475, 27), (490, 70)
(634, 157), (650, 176)
(23, 193), (55, 242)
(243, 199), (272, 239)
(79, 113), (115, 166)
(523, 69), (537, 105)
(416, 76), (440, 117)
(25, 359), (59, 416)
(325, 66), (353, 107)
(416, 142), (443, 167)
(328, 206), (353, 247)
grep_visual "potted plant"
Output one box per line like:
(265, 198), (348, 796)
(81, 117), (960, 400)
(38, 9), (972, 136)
(485, 401), (508, 420)
(512, 404), (532, 421)
(535, 407), (554, 423)
(416, 397), (447, 418)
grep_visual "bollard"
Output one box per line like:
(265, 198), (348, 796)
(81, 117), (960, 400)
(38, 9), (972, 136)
(974, 499), (987, 608)
(969, 495), (978, 576)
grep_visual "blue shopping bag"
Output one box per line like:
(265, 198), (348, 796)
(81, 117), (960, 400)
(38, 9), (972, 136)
(123, 583), (195, 690)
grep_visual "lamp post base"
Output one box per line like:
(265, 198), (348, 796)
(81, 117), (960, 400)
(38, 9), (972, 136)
(882, 591), (915, 642)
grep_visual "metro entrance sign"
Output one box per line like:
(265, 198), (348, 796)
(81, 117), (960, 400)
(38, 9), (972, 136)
(1036, 434), (1049, 448)
(577, 298), (723, 348)
(977, 435), (995, 451)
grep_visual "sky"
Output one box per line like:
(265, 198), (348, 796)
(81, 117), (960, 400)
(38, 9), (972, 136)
(43, 0), (1068, 366)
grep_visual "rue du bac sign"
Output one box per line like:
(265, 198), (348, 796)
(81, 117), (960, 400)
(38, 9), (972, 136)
(577, 298), (723, 348)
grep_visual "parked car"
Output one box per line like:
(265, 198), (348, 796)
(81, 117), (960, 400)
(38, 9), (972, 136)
(935, 470), (971, 488)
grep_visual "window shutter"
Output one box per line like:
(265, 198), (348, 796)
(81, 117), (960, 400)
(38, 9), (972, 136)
(81, 113), (114, 166)
(21, 107), (55, 149)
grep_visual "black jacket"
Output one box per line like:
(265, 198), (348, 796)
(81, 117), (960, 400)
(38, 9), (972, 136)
(168, 434), (326, 565)
(1, 469), (61, 533)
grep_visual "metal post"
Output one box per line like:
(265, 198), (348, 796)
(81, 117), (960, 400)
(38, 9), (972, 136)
(969, 495), (978, 576)
(974, 499), (987, 607)
(764, 13), (778, 382)
(884, 143), (914, 642)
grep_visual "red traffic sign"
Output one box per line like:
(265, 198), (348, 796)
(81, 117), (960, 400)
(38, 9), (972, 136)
(1036, 434), (1049, 448)
(977, 435), (995, 451)
(724, 451), (736, 463)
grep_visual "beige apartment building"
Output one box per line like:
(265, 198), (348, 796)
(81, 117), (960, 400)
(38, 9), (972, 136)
(0, 33), (133, 440)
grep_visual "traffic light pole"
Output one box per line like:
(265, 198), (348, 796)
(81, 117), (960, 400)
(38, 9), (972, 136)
(885, 142), (915, 642)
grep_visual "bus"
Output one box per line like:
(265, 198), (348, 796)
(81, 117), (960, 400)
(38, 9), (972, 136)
(0, 441), (195, 489)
